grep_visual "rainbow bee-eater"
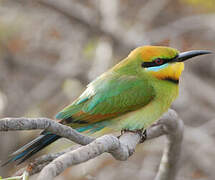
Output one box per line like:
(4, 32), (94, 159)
(3, 46), (211, 165)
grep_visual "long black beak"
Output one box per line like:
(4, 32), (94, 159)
(176, 50), (212, 62)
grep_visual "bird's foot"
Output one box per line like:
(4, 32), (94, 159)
(119, 128), (147, 143)
(117, 129), (126, 139)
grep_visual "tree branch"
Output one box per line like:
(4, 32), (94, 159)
(154, 109), (184, 180)
(0, 109), (183, 180)
(0, 117), (94, 145)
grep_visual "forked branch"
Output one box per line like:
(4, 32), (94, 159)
(0, 109), (183, 180)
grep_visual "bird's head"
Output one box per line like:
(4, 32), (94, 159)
(116, 46), (211, 83)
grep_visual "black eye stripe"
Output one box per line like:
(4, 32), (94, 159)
(141, 61), (157, 68)
(141, 55), (178, 68)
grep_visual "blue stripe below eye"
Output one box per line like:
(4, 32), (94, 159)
(146, 63), (168, 72)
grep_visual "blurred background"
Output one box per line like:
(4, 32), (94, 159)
(0, 0), (215, 179)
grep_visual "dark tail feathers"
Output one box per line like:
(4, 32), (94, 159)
(1, 133), (60, 166)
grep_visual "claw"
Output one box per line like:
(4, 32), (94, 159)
(118, 128), (147, 143)
(139, 129), (147, 143)
(121, 128), (128, 135)
(118, 128), (128, 139)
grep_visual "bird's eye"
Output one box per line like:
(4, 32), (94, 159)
(154, 58), (163, 65)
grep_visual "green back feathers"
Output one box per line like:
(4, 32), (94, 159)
(56, 72), (155, 124)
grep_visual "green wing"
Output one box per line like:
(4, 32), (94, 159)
(56, 72), (155, 125)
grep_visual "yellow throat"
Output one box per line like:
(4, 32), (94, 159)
(147, 62), (184, 81)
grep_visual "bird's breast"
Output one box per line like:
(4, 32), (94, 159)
(153, 78), (179, 111)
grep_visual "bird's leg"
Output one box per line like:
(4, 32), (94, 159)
(118, 128), (147, 143)
(137, 128), (147, 143)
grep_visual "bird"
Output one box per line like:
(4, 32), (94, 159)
(2, 45), (211, 165)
